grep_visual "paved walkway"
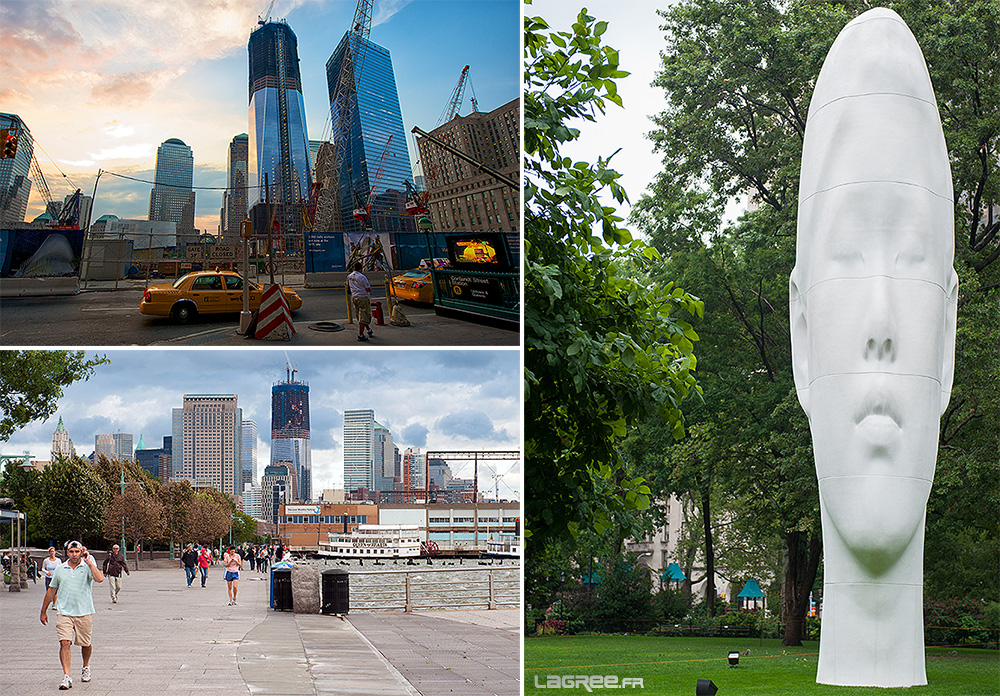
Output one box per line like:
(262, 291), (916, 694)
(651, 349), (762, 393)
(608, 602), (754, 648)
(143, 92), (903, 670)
(0, 565), (519, 695)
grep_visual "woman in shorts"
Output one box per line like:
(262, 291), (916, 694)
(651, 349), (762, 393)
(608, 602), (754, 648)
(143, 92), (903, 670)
(222, 545), (242, 605)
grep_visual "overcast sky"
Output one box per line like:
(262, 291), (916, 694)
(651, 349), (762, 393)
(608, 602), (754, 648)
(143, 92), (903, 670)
(1, 0), (518, 232)
(5, 348), (521, 500)
(529, 0), (750, 223)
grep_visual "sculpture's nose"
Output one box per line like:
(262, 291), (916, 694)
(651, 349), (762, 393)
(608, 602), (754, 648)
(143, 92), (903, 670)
(862, 276), (898, 364)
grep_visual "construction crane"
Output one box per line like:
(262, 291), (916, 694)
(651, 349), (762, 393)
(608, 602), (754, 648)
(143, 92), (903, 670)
(403, 179), (429, 216)
(438, 66), (471, 126)
(412, 126), (517, 190)
(352, 135), (393, 226)
(258, 0), (275, 24)
(312, 0), (374, 233)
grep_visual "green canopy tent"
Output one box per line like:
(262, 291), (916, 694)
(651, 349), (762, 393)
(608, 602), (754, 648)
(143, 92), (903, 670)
(661, 562), (687, 589)
(736, 579), (765, 611)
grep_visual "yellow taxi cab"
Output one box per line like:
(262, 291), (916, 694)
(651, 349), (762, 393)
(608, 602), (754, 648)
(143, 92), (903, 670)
(140, 270), (302, 322)
(392, 268), (434, 304)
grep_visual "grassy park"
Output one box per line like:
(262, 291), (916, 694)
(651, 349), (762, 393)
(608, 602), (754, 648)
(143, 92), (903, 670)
(525, 635), (1000, 695)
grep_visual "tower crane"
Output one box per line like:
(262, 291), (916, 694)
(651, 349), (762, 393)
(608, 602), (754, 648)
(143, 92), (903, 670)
(437, 66), (471, 126)
(352, 135), (393, 227)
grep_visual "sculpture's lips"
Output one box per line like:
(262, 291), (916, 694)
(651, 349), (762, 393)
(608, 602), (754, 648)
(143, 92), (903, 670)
(855, 391), (902, 426)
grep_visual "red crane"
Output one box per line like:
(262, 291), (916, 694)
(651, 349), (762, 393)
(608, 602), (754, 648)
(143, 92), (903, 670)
(438, 65), (471, 125)
(352, 135), (393, 227)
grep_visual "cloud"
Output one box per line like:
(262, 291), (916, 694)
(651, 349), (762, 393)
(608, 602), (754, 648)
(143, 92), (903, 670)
(89, 143), (156, 162)
(435, 410), (510, 441)
(104, 121), (135, 138)
(400, 423), (428, 448)
(371, 0), (415, 28)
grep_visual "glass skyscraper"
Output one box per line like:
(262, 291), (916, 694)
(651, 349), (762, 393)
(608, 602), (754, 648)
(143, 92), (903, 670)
(223, 133), (248, 240)
(315, 32), (415, 272)
(247, 20), (311, 251)
(148, 138), (195, 235)
(0, 112), (34, 227)
(343, 408), (375, 494)
(271, 370), (311, 502)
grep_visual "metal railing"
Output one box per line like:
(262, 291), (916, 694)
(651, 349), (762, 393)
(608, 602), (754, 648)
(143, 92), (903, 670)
(347, 565), (520, 613)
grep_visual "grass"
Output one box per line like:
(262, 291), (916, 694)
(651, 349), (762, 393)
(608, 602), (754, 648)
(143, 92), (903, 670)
(525, 635), (1000, 695)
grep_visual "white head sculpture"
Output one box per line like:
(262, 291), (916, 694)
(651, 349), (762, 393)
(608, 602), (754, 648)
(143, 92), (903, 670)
(790, 8), (958, 687)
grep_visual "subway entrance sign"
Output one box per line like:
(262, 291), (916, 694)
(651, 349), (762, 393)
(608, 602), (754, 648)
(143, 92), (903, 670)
(431, 232), (518, 326)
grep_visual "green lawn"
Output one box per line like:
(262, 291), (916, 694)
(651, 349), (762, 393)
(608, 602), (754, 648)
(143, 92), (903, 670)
(525, 635), (1000, 695)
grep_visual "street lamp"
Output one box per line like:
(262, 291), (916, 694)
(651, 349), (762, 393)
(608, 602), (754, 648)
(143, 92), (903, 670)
(117, 467), (143, 561)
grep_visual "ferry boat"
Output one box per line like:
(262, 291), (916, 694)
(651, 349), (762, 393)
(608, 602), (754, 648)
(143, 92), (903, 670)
(485, 534), (520, 558)
(318, 524), (421, 558)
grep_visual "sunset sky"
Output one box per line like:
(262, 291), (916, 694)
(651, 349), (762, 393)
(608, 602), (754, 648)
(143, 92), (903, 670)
(0, 0), (518, 232)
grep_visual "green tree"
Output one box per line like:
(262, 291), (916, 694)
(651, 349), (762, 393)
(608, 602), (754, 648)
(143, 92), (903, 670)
(38, 456), (111, 546)
(524, 4), (703, 554)
(102, 484), (163, 569)
(0, 459), (43, 547)
(0, 351), (108, 441)
(157, 480), (196, 551)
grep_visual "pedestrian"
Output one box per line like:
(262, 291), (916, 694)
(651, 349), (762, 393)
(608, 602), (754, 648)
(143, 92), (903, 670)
(347, 261), (374, 342)
(198, 546), (211, 587)
(181, 543), (198, 587)
(101, 544), (130, 602)
(258, 546), (270, 573)
(42, 547), (62, 591)
(40, 541), (105, 690)
(222, 545), (243, 605)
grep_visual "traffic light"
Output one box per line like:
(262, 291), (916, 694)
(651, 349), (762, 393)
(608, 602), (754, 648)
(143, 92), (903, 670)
(241, 218), (253, 239)
(2, 130), (18, 159)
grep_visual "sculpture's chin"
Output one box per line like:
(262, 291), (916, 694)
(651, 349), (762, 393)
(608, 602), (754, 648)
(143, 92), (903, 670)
(819, 476), (930, 576)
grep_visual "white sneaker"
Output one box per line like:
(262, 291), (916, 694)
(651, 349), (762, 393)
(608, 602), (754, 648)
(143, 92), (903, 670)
(59, 674), (72, 689)
(81, 666), (91, 682)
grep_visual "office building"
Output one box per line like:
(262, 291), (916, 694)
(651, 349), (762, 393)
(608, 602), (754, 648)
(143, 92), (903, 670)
(374, 421), (395, 492)
(343, 409), (376, 493)
(50, 416), (76, 461)
(313, 29), (414, 272)
(241, 419), (258, 490)
(135, 435), (172, 480)
(223, 133), (249, 240)
(172, 394), (243, 496)
(247, 20), (312, 253)
(270, 367), (310, 501)
(416, 98), (520, 254)
(0, 113), (33, 227)
(261, 463), (294, 524)
(242, 483), (263, 520)
(402, 447), (425, 491)
(148, 138), (196, 236)
(95, 432), (134, 462)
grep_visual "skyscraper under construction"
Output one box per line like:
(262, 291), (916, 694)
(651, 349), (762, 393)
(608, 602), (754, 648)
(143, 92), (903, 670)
(271, 365), (311, 502)
(247, 20), (312, 255)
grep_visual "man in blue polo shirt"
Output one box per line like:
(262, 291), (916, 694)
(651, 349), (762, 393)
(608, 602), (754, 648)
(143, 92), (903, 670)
(40, 541), (105, 690)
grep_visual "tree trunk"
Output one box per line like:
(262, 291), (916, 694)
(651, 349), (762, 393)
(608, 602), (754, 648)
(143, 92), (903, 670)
(701, 490), (716, 617)
(781, 530), (822, 646)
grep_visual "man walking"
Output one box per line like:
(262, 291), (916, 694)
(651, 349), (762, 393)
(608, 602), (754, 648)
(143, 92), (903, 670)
(181, 544), (198, 587)
(40, 541), (105, 690)
(347, 262), (374, 342)
(101, 544), (129, 603)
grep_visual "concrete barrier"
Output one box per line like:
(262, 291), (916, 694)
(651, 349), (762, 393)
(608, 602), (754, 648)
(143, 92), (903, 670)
(0, 276), (79, 297)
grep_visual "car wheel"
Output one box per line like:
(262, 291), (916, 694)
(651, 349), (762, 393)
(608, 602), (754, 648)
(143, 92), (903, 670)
(172, 304), (196, 323)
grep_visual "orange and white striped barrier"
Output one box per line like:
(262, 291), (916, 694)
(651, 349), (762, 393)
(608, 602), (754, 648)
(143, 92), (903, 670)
(254, 284), (294, 341)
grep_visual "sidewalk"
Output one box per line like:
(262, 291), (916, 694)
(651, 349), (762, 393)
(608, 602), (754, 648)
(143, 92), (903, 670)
(0, 565), (519, 695)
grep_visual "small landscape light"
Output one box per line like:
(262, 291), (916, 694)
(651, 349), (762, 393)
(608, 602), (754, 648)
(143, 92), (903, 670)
(728, 651), (740, 667)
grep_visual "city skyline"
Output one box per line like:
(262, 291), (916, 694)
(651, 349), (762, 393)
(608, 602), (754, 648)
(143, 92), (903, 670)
(0, 0), (518, 233)
(5, 349), (521, 500)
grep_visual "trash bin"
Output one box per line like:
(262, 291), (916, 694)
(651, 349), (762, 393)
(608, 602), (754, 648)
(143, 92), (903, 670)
(321, 569), (350, 615)
(272, 568), (293, 612)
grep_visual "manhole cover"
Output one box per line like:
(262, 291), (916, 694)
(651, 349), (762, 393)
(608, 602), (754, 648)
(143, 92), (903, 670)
(308, 322), (344, 332)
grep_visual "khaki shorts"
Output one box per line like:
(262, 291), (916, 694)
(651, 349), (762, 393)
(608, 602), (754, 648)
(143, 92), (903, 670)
(353, 296), (372, 325)
(56, 613), (93, 646)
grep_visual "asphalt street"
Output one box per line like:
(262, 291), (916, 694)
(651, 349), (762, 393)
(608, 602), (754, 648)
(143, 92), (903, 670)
(0, 284), (518, 346)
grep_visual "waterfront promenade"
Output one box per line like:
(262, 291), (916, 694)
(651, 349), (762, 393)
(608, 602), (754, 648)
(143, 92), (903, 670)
(0, 562), (519, 695)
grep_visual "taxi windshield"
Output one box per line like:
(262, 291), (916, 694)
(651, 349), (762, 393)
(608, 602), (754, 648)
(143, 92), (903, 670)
(172, 274), (191, 288)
